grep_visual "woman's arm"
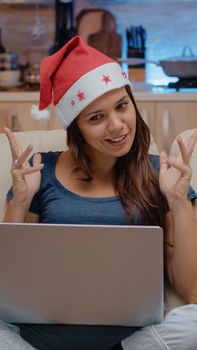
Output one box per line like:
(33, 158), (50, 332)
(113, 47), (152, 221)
(4, 201), (39, 223)
(3, 127), (43, 223)
(164, 201), (197, 303)
(160, 129), (197, 303)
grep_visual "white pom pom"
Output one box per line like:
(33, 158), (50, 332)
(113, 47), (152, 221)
(31, 104), (51, 122)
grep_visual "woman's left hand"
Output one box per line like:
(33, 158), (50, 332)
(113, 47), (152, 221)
(159, 129), (197, 202)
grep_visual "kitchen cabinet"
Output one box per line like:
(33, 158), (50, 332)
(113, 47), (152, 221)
(0, 102), (62, 132)
(136, 99), (197, 153)
(135, 101), (157, 143)
(0, 92), (196, 154)
(0, 102), (50, 132)
(155, 102), (197, 152)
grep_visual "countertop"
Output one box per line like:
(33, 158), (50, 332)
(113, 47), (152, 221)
(0, 86), (197, 102)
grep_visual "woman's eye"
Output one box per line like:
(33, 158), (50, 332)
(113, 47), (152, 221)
(117, 102), (128, 110)
(89, 114), (103, 122)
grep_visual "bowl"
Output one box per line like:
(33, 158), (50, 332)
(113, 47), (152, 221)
(0, 70), (20, 86)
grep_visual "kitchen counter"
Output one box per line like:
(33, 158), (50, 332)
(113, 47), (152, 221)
(0, 87), (197, 102)
(134, 88), (197, 101)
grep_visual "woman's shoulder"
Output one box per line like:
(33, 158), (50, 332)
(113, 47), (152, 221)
(39, 151), (61, 162)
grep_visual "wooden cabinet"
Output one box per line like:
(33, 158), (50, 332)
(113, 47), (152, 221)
(155, 102), (197, 152)
(0, 95), (196, 154)
(0, 102), (49, 132)
(0, 102), (61, 132)
(135, 101), (157, 142)
(136, 100), (197, 153)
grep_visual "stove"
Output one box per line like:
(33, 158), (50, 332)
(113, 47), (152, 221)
(168, 78), (197, 91)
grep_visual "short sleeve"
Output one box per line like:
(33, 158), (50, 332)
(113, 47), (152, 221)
(187, 185), (197, 202)
(29, 193), (40, 214)
(6, 187), (13, 202)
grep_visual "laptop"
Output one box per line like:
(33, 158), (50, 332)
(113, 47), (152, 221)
(0, 223), (164, 326)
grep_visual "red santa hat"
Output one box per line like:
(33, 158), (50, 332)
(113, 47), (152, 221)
(31, 35), (131, 129)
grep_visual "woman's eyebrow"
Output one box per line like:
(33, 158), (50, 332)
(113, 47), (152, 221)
(85, 95), (129, 118)
(116, 95), (128, 103)
(85, 109), (103, 118)
(87, 108), (103, 115)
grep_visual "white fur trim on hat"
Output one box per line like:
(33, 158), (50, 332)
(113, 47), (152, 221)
(31, 104), (51, 122)
(56, 62), (131, 129)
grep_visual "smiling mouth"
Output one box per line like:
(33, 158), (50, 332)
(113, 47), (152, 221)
(105, 134), (128, 144)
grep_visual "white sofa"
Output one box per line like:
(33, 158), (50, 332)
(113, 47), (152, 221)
(0, 128), (196, 311)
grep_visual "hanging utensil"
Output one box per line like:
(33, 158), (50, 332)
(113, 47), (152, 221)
(30, 4), (47, 41)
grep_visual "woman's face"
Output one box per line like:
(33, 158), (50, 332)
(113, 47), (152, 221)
(77, 87), (136, 161)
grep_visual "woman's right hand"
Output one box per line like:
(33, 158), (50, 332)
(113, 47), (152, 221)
(4, 127), (44, 208)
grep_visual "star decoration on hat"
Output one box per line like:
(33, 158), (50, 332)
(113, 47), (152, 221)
(102, 75), (112, 84)
(77, 91), (85, 101)
(121, 71), (127, 78)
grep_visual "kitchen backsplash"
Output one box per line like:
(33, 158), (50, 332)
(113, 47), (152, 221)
(0, 0), (196, 85)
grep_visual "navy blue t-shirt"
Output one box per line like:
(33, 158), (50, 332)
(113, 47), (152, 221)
(7, 152), (197, 225)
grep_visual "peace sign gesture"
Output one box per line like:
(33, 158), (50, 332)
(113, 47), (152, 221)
(4, 127), (43, 208)
(159, 129), (197, 205)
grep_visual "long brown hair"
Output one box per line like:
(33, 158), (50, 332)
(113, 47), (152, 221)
(67, 86), (167, 228)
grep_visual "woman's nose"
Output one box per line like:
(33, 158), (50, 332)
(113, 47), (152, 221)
(107, 113), (123, 133)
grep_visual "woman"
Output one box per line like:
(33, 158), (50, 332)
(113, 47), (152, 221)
(3, 36), (197, 350)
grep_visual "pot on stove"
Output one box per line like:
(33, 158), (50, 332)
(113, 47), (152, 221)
(118, 46), (197, 79)
(159, 46), (197, 78)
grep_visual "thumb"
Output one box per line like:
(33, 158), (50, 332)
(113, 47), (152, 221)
(32, 153), (42, 166)
(159, 151), (168, 173)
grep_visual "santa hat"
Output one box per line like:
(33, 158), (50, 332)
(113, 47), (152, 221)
(31, 35), (131, 129)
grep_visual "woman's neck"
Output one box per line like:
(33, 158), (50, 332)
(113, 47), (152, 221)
(84, 147), (116, 182)
(57, 150), (117, 198)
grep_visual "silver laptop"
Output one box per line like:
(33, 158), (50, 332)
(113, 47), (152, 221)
(0, 223), (164, 326)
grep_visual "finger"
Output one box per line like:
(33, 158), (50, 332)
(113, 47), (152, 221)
(12, 163), (44, 176)
(185, 129), (197, 159)
(176, 135), (188, 164)
(177, 129), (197, 164)
(32, 153), (42, 167)
(4, 126), (21, 160)
(21, 164), (44, 175)
(14, 144), (33, 168)
(166, 157), (192, 180)
(159, 151), (168, 173)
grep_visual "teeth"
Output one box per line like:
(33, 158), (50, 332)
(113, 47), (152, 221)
(110, 135), (125, 142)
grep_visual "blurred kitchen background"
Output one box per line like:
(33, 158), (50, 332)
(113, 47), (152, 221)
(0, 0), (197, 153)
(0, 0), (197, 86)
